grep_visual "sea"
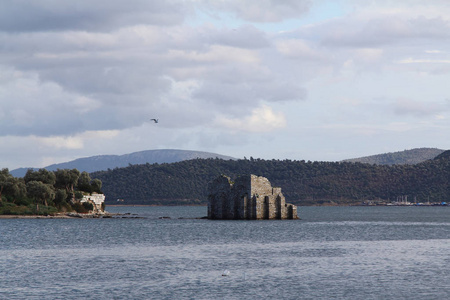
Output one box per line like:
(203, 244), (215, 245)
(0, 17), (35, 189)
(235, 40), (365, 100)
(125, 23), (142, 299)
(1, 206), (450, 299)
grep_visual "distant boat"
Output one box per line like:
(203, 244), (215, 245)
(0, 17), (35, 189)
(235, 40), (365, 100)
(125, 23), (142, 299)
(222, 270), (230, 276)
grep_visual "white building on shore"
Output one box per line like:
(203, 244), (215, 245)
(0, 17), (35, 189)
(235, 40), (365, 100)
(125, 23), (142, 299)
(81, 193), (105, 213)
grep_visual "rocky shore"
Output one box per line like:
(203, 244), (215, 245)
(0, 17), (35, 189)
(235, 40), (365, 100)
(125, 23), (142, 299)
(0, 212), (115, 219)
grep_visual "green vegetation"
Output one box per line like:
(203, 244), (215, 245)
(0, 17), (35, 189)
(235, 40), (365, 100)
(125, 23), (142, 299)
(93, 151), (450, 206)
(3, 149), (448, 209)
(343, 148), (444, 165)
(0, 168), (103, 215)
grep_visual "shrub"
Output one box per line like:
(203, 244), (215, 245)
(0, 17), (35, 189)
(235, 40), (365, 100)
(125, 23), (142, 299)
(74, 191), (84, 200)
(82, 202), (93, 211)
(25, 204), (58, 216)
(72, 202), (93, 213)
(0, 203), (33, 215)
(58, 201), (72, 212)
(14, 197), (33, 206)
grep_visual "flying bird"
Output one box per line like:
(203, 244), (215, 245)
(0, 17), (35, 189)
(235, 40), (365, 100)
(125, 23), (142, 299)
(150, 118), (159, 123)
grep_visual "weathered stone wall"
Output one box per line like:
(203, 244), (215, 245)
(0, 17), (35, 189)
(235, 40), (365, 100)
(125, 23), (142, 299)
(207, 174), (298, 220)
(81, 193), (105, 213)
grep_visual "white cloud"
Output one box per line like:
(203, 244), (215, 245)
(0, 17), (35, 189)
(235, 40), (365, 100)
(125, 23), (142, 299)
(396, 58), (450, 64)
(1, 0), (450, 169)
(275, 39), (326, 61)
(166, 45), (261, 64)
(216, 105), (286, 132)
(394, 98), (449, 117)
(425, 50), (443, 54)
(34, 136), (84, 150)
(32, 130), (120, 150)
(0, 66), (106, 136)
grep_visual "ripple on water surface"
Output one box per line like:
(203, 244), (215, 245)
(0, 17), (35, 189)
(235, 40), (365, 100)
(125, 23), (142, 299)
(1, 206), (450, 299)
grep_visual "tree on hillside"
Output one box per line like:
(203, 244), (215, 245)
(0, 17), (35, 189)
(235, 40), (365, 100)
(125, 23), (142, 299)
(54, 189), (68, 208)
(0, 169), (26, 203)
(26, 181), (55, 211)
(24, 169), (56, 186)
(91, 179), (102, 193)
(0, 168), (11, 202)
(77, 172), (103, 194)
(91, 155), (449, 205)
(0, 167), (105, 215)
(54, 169), (80, 200)
(78, 171), (92, 193)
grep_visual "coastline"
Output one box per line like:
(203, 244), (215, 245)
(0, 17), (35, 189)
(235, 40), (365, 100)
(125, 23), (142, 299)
(2, 203), (448, 219)
(0, 212), (115, 219)
(107, 204), (207, 207)
(0, 214), (72, 219)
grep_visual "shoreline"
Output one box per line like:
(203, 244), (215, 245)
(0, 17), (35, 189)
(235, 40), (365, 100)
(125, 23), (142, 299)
(107, 204), (207, 207)
(2, 204), (448, 219)
(0, 215), (72, 219)
(0, 212), (115, 219)
(107, 203), (448, 207)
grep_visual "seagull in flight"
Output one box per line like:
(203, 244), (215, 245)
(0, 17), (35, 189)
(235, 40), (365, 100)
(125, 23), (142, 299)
(150, 118), (159, 123)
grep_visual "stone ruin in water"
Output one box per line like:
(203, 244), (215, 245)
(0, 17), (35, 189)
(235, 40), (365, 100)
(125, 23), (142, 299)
(207, 174), (298, 220)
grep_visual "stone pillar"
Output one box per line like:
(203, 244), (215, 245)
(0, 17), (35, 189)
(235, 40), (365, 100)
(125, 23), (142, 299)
(215, 193), (224, 219)
(291, 205), (298, 220)
(276, 195), (282, 219)
(248, 195), (257, 220)
(246, 195), (252, 219)
(268, 196), (277, 219)
(233, 195), (240, 220)
(255, 194), (264, 219)
(239, 194), (248, 219)
(207, 198), (212, 218)
(263, 196), (270, 219)
(287, 204), (298, 219)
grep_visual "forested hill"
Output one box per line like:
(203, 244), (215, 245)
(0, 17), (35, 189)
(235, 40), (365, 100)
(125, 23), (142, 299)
(435, 150), (450, 160)
(343, 148), (444, 165)
(11, 149), (236, 177)
(92, 153), (450, 206)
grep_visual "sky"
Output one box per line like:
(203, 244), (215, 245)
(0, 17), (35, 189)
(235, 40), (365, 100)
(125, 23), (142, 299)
(1, 0), (449, 170)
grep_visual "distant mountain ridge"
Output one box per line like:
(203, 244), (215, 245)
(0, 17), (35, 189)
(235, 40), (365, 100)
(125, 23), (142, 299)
(92, 149), (450, 206)
(11, 147), (446, 177)
(435, 150), (450, 160)
(343, 148), (445, 165)
(10, 149), (236, 177)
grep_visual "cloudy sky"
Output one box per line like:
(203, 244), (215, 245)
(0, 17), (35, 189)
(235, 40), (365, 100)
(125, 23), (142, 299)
(1, 0), (449, 170)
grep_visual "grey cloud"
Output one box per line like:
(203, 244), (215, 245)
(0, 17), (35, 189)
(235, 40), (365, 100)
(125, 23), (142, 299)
(394, 98), (449, 117)
(38, 66), (172, 96)
(185, 55), (302, 106)
(261, 82), (307, 102)
(0, 0), (190, 32)
(1, 0), (450, 171)
(194, 79), (306, 114)
(201, 25), (270, 49)
(0, 64), (171, 137)
(276, 13), (450, 77)
(0, 80), (89, 136)
(203, 0), (311, 23)
(193, 82), (260, 109)
(0, 1), (310, 140)
(297, 15), (450, 48)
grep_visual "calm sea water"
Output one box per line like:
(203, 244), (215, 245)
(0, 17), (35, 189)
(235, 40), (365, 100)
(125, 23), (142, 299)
(1, 206), (450, 299)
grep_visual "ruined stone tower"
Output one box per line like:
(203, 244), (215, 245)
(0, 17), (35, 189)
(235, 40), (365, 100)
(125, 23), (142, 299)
(207, 174), (298, 220)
